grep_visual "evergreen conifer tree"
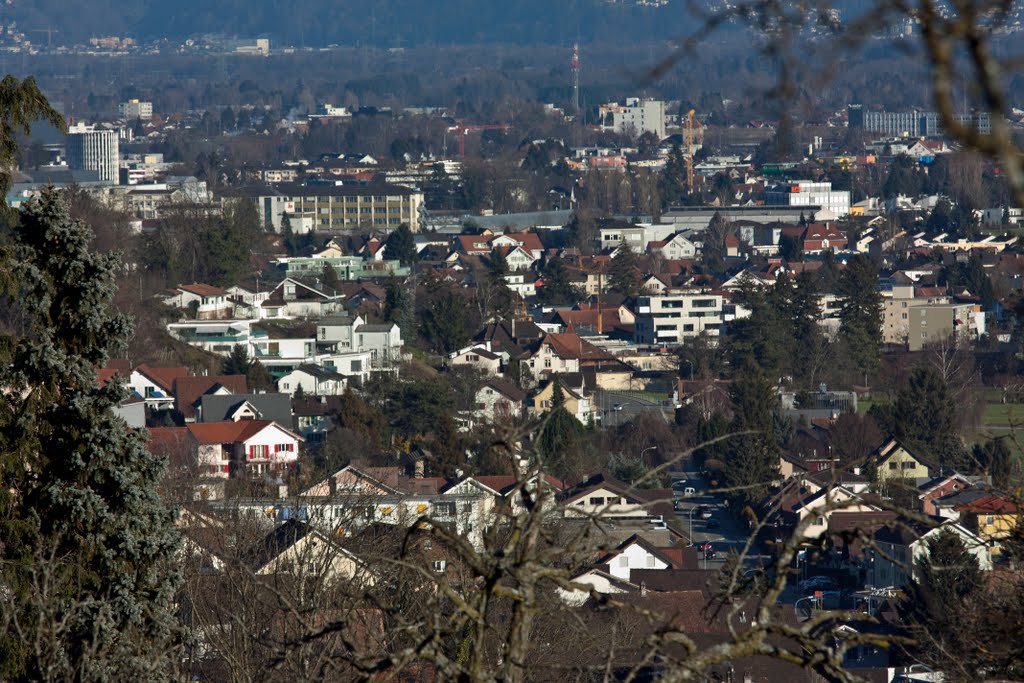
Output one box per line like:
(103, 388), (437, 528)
(0, 189), (181, 680)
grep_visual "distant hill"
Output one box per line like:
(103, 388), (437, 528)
(8, 0), (693, 47)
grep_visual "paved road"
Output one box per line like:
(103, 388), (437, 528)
(594, 390), (667, 428)
(673, 484), (769, 571)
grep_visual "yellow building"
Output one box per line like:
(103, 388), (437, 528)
(955, 496), (1021, 555)
(872, 438), (933, 484)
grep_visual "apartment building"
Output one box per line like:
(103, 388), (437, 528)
(118, 99), (153, 120)
(765, 180), (851, 217)
(598, 98), (667, 139)
(848, 104), (992, 137)
(231, 183), (424, 233)
(882, 285), (950, 345)
(66, 123), (119, 183)
(908, 302), (984, 351)
(634, 291), (725, 345)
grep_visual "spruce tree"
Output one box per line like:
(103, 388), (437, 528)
(608, 239), (642, 296)
(722, 362), (781, 507)
(385, 223), (417, 266)
(838, 254), (883, 375)
(0, 189), (181, 680)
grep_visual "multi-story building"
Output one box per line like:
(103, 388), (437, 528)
(765, 180), (851, 217)
(848, 104), (991, 137)
(634, 291), (725, 345)
(882, 285), (950, 345)
(66, 123), (119, 183)
(907, 301), (984, 351)
(118, 99), (153, 120)
(598, 98), (666, 139)
(229, 182), (424, 233)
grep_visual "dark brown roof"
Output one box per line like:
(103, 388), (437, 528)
(173, 375), (249, 419)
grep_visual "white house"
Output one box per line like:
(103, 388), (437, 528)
(450, 344), (503, 375)
(277, 365), (348, 396)
(185, 420), (302, 478)
(354, 322), (403, 366)
(872, 521), (992, 589)
(163, 283), (233, 319)
(268, 277), (346, 318)
(474, 378), (526, 423)
(129, 364), (187, 411)
(320, 350), (374, 385)
(648, 232), (697, 260)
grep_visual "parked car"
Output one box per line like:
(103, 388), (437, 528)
(612, 403), (624, 411)
(683, 487), (697, 496)
(696, 506), (713, 519)
(699, 542), (714, 552)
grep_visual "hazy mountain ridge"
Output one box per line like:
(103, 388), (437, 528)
(7, 0), (692, 47)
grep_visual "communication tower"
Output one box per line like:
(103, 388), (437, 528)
(570, 43), (581, 113)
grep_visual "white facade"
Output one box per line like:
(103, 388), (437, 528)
(598, 98), (667, 139)
(765, 181), (851, 217)
(277, 368), (347, 396)
(119, 100), (153, 120)
(66, 124), (120, 183)
(634, 291), (725, 345)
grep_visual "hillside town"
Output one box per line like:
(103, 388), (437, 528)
(5, 35), (1024, 680)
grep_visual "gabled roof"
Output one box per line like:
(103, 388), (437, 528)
(199, 393), (294, 428)
(479, 377), (527, 403)
(134, 364), (189, 393)
(173, 375), (249, 419)
(177, 283), (227, 297)
(536, 330), (616, 362)
(288, 364), (347, 382)
(243, 519), (350, 571)
(186, 420), (302, 445)
(595, 533), (680, 570)
(954, 494), (1020, 514)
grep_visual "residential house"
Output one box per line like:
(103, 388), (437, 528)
(163, 283), (234, 319)
(907, 301), (984, 352)
(871, 438), (934, 486)
(245, 519), (374, 585)
(560, 473), (674, 523)
(527, 378), (593, 423)
(634, 290), (726, 345)
(173, 375), (250, 422)
(917, 473), (975, 516)
(354, 322), (403, 366)
(197, 393), (294, 429)
(474, 378), (527, 423)
(647, 232), (697, 260)
(130, 364), (188, 411)
(277, 364), (348, 396)
(526, 328), (617, 379)
(597, 534), (677, 580)
(267, 277), (345, 318)
(154, 420), (302, 479)
(954, 495), (1021, 555)
(319, 350), (374, 385)
(872, 520), (991, 588)
(449, 344), (503, 375)
(800, 222), (847, 254)
(291, 397), (341, 445)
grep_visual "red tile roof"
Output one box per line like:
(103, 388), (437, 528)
(135, 364), (189, 393)
(954, 495), (1020, 514)
(186, 420), (284, 444)
(178, 283), (227, 297)
(539, 330), (616, 362)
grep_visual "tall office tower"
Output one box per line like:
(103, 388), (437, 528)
(66, 124), (120, 183)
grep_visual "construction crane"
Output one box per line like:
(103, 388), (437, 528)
(30, 28), (60, 48)
(447, 122), (512, 158)
(684, 109), (696, 192)
(570, 43), (581, 113)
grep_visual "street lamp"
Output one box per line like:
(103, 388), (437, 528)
(683, 358), (694, 380)
(686, 506), (698, 547)
(640, 445), (658, 464)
